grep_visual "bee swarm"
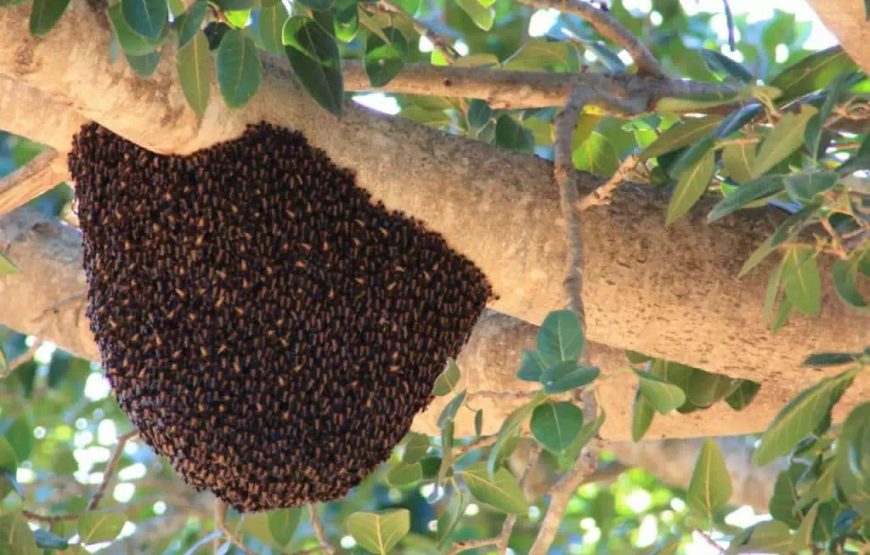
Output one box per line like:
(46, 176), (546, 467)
(69, 123), (491, 512)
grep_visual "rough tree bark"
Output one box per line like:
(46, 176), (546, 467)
(808, 0), (870, 74)
(0, 1), (867, 440)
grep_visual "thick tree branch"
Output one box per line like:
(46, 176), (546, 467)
(0, 150), (67, 216)
(518, 0), (665, 77)
(807, 0), (870, 75)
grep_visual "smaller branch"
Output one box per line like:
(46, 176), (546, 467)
(577, 155), (640, 211)
(820, 216), (848, 260)
(518, 0), (664, 77)
(694, 529), (725, 553)
(454, 435), (497, 458)
(215, 501), (258, 555)
(0, 150), (67, 217)
(307, 504), (335, 554)
(21, 510), (79, 523)
(2, 339), (42, 378)
(88, 430), (137, 511)
(368, 0), (459, 63)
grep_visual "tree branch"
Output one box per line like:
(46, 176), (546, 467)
(517, 0), (664, 77)
(0, 150), (67, 216)
(88, 430), (137, 511)
(577, 154), (640, 211)
(367, 0), (459, 63)
(307, 504), (335, 555)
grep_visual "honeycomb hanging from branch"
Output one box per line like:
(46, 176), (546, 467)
(69, 123), (491, 512)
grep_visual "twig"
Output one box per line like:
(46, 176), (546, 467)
(2, 339), (42, 377)
(21, 510), (80, 523)
(0, 150), (67, 217)
(694, 529), (725, 553)
(448, 444), (542, 554)
(307, 504), (335, 554)
(454, 435), (497, 458)
(518, 0), (664, 77)
(215, 501), (258, 555)
(368, 0), (459, 63)
(88, 430), (137, 511)
(528, 87), (603, 555)
(820, 216), (849, 259)
(577, 155), (640, 211)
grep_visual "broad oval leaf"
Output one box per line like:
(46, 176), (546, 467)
(432, 359), (461, 396)
(631, 389), (655, 442)
(641, 117), (721, 160)
(107, 3), (158, 56)
(725, 520), (793, 555)
(33, 529), (69, 549)
(126, 50), (163, 78)
(402, 432), (429, 463)
(258, 3), (288, 54)
(283, 17), (344, 116)
(176, 31), (211, 117)
(770, 46), (857, 103)
(634, 370), (686, 414)
(536, 309), (585, 366)
(832, 251), (868, 311)
(461, 462), (529, 514)
(701, 48), (752, 83)
(721, 142), (756, 183)
(686, 370), (738, 408)
(214, 0), (258, 9)
(267, 508), (301, 546)
(121, 0), (167, 40)
(572, 131), (619, 176)
(437, 389), (466, 427)
(666, 148), (715, 225)
(487, 395), (544, 475)
(687, 439), (732, 521)
(386, 462), (422, 487)
(29, 0), (71, 36)
(707, 174), (784, 223)
(754, 368), (858, 466)
(750, 105), (817, 178)
(783, 172), (837, 203)
(0, 514), (38, 555)
(436, 489), (468, 547)
(834, 402), (870, 517)
(495, 114), (534, 153)
(216, 29), (261, 108)
(780, 246), (821, 317)
(77, 512), (126, 544)
(530, 401), (583, 454)
(541, 363), (599, 394)
(347, 510), (410, 555)
(175, 0), (207, 48)
(725, 380), (761, 411)
(517, 349), (545, 382)
(297, 0), (332, 8)
(455, 0), (493, 31)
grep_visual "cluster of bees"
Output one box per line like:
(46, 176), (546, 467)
(69, 123), (492, 511)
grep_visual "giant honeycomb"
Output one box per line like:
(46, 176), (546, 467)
(68, 123), (491, 511)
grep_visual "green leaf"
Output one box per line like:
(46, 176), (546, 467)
(803, 352), (857, 367)
(283, 17), (344, 116)
(438, 419), (454, 485)
(432, 359), (460, 396)
(0, 514), (39, 555)
(297, 0), (332, 8)
(656, 90), (741, 113)
(769, 465), (803, 527)
(77, 512), (126, 544)
(572, 131), (619, 176)
(176, 31), (211, 117)
(5, 416), (33, 462)
(437, 389), (466, 427)
(121, 0), (167, 40)
(267, 508), (301, 546)
(792, 502), (819, 550)
(666, 148), (714, 225)
(725, 380), (761, 411)
(754, 368), (858, 466)
(701, 49), (752, 83)
(838, 133), (870, 175)
(541, 363), (599, 394)
(707, 174), (784, 223)
(2, 470), (24, 499)
(530, 402), (583, 454)
(687, 439), (732, 521)
(461, 462), (529, 514)
(783, 172), (837, 203)
(832, 251), (868, 311)
(834, 402), (870, 517)
(494, 115), (534, 153)
(386, 462), (422, 487)
(770, 46), (857, 103)
(739, 203), (820, 277)
(487, 395), (544, 475)
(436, 489), (468, 548)
(455, 0), (493, 31)
(725, 520), (793, 555)
(126, 50), (163, 77)
(721, 142), (756, 183)
(0, 438), (17, 499)
(33, 529), (69, 549)
(634, 370), (686, 414)
(347, 510), (410, 555)
(258, 3), (288, 53)
(714, 103), (763, 139)
(781, 246), (821, 316)
(751, 105), (817, 177)
(517, 349), (545, 382)
(474, 409), (483, 438)
(225, 9), (249, 27)
(581, 40), (625, 73)
(364, 31), (407, 88)
(216, 29), (261, 108)
(536, 309), (585, 366)
(0, 253), (18, 275)
(29, 0), (71, 36)
(402, 433), (429, 463)
(107, 3), (158, 56)
(631, 389), (655, 441)
(175, 0), (206, 48)
(686, 370), (739, 408)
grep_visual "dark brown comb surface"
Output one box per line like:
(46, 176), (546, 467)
(69, 123), (491, 511)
